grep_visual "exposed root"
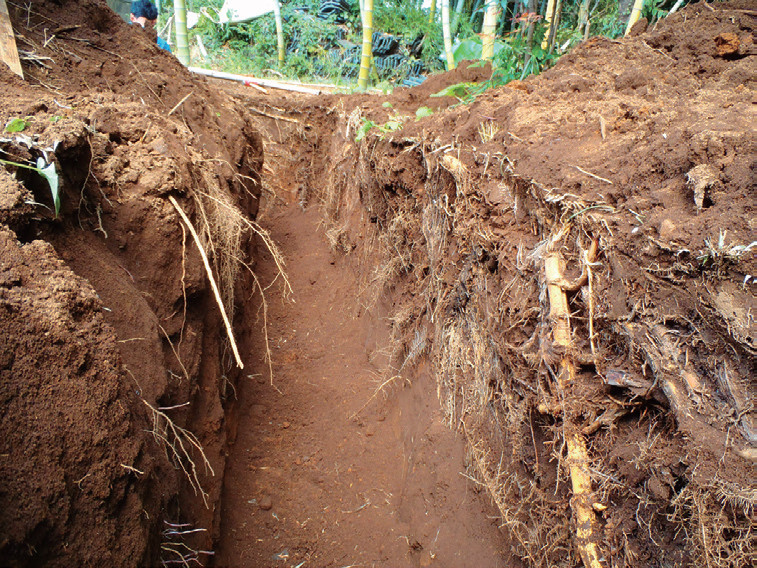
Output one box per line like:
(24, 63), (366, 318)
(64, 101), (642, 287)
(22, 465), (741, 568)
(169, 196), (244, 369)
(545, 250), (606, 568)
(144, 400), (214, 509)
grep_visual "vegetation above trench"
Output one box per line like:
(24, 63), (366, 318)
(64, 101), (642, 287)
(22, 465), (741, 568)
(158, 0), (697, 88)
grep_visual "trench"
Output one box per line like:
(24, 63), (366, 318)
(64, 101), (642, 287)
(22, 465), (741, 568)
(213, 172), (512, 566)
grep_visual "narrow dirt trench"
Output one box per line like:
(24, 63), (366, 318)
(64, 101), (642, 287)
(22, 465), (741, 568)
(216, 204), (512, 567)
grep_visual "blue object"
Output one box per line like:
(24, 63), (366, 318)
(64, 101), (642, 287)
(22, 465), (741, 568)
(157, 36), (172, 52)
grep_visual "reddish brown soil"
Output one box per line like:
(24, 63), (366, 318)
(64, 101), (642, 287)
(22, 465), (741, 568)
(2, 1), (263, 565)
(216, 205), (512, 567)
(0, 1), (755, 568)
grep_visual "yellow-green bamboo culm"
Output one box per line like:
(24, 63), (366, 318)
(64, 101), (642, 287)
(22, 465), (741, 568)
(272, 0), (285, 66)
(541, 0), (556, 49)
(480, 0), (498, 61)
(174, 0), (190, 65)
(428, 0), (437, 23)
(442, 0), (455, 70)
(358, 0), (374, 89)
(625, 0), (645, 35)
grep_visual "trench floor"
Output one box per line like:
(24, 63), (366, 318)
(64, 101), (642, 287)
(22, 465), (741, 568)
(215, 202), (512, 567)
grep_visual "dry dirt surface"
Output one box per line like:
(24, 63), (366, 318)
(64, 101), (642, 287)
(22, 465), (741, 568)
(0, 1), (755, 568)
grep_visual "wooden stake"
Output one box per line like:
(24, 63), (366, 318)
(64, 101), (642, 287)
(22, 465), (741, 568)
(0, 0), (23, 78)
(545, 252), (606, 568)
(169, 196), (244, 369)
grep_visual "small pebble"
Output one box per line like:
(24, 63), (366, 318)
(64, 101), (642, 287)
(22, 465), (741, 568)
(259, 495), (273, 511)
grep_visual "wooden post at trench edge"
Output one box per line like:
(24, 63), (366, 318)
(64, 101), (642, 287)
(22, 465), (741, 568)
(0, 0), (23, 78)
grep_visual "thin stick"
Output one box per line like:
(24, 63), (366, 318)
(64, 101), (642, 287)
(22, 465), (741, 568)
(169, 195), (244, 369)
(249, 106), (303, 124)
(573, 165), (613, 185)
(168, 92), (193, 116)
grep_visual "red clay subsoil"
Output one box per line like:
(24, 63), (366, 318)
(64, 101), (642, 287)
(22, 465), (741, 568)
(216, 205), (515, 567)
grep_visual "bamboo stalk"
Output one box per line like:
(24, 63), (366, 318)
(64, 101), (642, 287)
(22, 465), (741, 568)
(358, 0), (374, 89)
(549, 0), (562, 52)
(577, 0), (590, 34)
(168, 196), (244, 370)
(541, 0), (556, 50)
(442, 0), (455, 70)
(450, 0), (465, 34)
(272, 0), (285, 66)
(545, 252), (606, 568)
(173, 0), (190, 65)
(481, 0), (498, 61)
(428, 0), (438, 23)
(625, 0), (645, 35)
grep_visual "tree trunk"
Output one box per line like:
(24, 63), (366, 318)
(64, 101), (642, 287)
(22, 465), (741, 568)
(548, 0), (561, 52)
(577, 0), (590, 35)
(429, 0), (437, 23)
(541, 0), (556, 50)
(523, 0), (537, 65)
(450, 0), (466, 34)
(617, 0), (635, 26)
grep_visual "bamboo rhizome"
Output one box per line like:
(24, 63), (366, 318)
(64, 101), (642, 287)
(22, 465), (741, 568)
(544, 242), (606, 568)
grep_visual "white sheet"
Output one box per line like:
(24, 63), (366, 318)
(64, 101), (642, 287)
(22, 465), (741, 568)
(218, 0), (277, 24)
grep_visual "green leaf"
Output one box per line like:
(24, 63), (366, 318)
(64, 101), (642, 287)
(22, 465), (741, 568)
(4, 118), (28, 133)
(431, 82), (478, 100)
(415, 106), (434, 119)
(382, 101), (393, 109)
(355, 119), (376, 142)
(36, 157), (60, 217)
(452, 38), (482, 62)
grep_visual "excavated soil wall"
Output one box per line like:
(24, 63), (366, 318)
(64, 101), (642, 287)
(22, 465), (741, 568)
(1, 1), (264, 565)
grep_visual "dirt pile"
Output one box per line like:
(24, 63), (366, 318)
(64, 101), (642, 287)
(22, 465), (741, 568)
(226, 3), (755, 567)
(1, 1), (266, 566)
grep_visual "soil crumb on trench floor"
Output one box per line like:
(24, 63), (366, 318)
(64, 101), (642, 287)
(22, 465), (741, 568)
(217, 205), (513, 567)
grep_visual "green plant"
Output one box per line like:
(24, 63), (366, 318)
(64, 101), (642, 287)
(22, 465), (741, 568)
(0, 156), (61, 217)
(432, 23), (558, 104)
(4, 117), (29, 133)
(355, 115), (408, 141)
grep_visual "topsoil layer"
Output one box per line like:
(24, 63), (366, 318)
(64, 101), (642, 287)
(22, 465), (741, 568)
(0, 1), (755, 568)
